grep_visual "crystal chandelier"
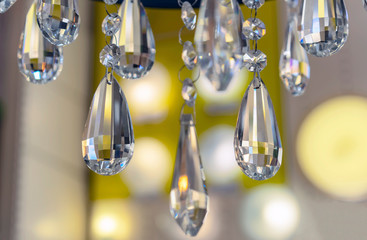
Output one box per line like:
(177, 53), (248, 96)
(2, 0), (352, 237)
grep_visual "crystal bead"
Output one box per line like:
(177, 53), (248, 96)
(82, 76), (134, 176)
(102, 13), (121, 36)
(103, 0), (118, 5)
(242, 18), (266, 40)
(0, 0), (16, 13)
(170, 114), (208, 237)
(37, 0), (80, 46)
(182, 41), (197, 70)
(242, 0), (265, 9)
(195, 0), (242, 91)
(113, 0), (155, 79)
(298, 0), (349, 57)
(181, 1), (196, 30)
(181, 78), (197, 106)
(279, 17), (310, 96)
(285, 0), (298, 8)
(243, 50), (267, 72)
(234, 78), (282, 181)
(18, 3), (63, 84)
(100, 44), (121, 68)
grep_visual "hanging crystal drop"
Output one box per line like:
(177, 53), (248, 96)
(181, 1), (196, 30)
(280, 17), (310, 96)
(113, 0), (155, 79)
(99, 44), (121, 68)
(37, 0), (80, 46)
(102, 13), (121, 36)
(194, 0), (242, 91)
(0, 0), (16, 13)
(234, 77), (283, 181)
(170, 113), (208, 237)
(18, 2), (63, 84)
(82, 76), (134, 176)
(298, 0), (348, 57)
(181, 78), (197, 106)
(182, 41), (197, 70)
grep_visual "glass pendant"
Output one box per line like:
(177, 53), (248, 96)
(113, 0), (155, 79)
(298, 0), (348, 57)
(234, 77), (282, 181)
(280, 17), (310, 96)
(170, 113), (208, 237)
(18, 2), (63, 84)
(194, 0), (242, 91)
(37, 0), (80, 46)
(0, 0), (16, 13)
(82, 76), (134, 176)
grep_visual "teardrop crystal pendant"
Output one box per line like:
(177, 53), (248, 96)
(113, 0), (156, 79)
(195, 0), (242, 91)
(0, 0), (16, 13)
(298, 0), (348, 57)
(170, 114), (208, 237)
(18, 2), (63, 84)
(280, 17), (310, 96)
(82, 76), (134, 176)
(234, 77), (282, 180)
(37, 0), (80, 46)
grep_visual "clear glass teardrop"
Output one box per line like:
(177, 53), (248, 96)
(0, 0), (17, 13)
(82, 76), (134, 176)
(194, 0), (242, 91)
(234, 78), (283, 181)
(17, 2), (63, 84)
(37, 0), (80, 46)
(298, 0), (348, 57)
(170, 114), (209, 237)
(280, 17), (310, 96)
(113, 0), (156, 79)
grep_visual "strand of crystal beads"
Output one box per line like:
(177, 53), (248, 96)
(81, 0), (134, 176)
(169, 1), (209, 237)
(234, 0), (283, 181)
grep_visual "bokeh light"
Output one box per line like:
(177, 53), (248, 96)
(297, 96), (367, 200)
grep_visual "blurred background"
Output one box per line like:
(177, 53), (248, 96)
(1, 0), (367, 239)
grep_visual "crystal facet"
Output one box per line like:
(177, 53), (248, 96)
(298, 0), (349, 57)
(243, 50), (267, 72)
(102, 13), (121, 36)
(181, 78), (197, 106)
(113, 0), (155, 79)
(103, 0), (118, 5)
(37, 0), (80, 46)
(182, 41), (197, 70)
(242, 18), (266, 40)
(82, 77), (134, 176)
(0, 0), (16, 13)
(243, 0), (265, 9)
(100, 44), (121, 68)
(285, 0), (298, 8)
(181, 1), (196, 30)
(18, 3), (63, 84)
(195, 0), (242, 91)
(234, 78), (282, 181)
(170, 114), (208, 237)
(280, 17), (310, 96)
(238, 4), (249, 55)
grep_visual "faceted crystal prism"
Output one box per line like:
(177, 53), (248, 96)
(170, 114), (208, 237)
(102, 13), (121, 36)
(113, 0), (156, 79)
(182, 41), (197, 70)
(82, 77), (134, 176)
(181, 1), (196, 30)
(181, 78), (197, 106)
(234, 78), (282, 181)
(298, 0), (349, 57)
(243, 0), (265, 9)
(195, 0), (242, 91)
(242, 18), (266, 40)
(99, 44), (121, 67)
(243, 50), (267, 72)
(280, 17), (310, 96)
(18, 3), (63, 84)
(37, 0), (80, 46)
(0, 0), (16, 13)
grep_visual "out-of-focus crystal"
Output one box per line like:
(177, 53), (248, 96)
(242, 0), (265, 9)
(182, 41), (197, 70)
(298, 0), (348, 57)
(364, 0), (367, 11)
(102, 13), (121, 36)
(243, 50), (267, 72)
(37, 0), (80, 46)
(82, 76), (134, 176)
(113, 0), (155, 79)
(181, 1), (196, 30)
(170, 114), (208, 237)
(234, 78), (282, 180)
(238, 3), (249, 55)
(0, 0), (16, 13)
(18, 3), (63, 84)
(181, 78), (197, 106)
(285, 0), (298, 8)
(242, 18), (266, 40)
(99, 44), (121, 68)
(104, 0), (118, 5)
